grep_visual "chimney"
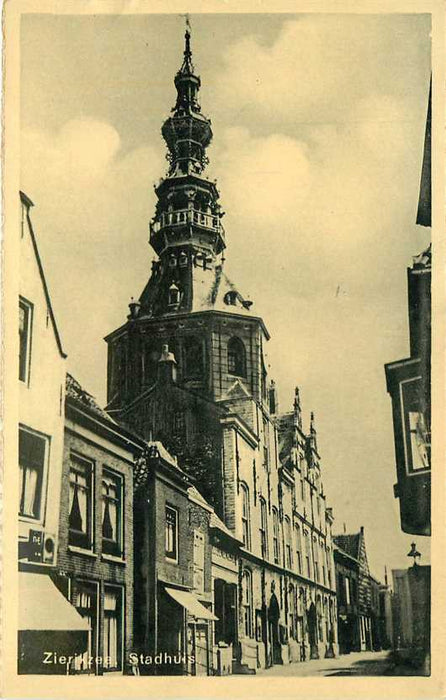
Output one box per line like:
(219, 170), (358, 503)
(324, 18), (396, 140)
(158, 344), (177, 384)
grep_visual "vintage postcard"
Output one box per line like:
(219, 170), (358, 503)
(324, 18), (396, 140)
(2, 0), (444, 698)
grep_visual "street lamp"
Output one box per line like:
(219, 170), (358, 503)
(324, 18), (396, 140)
(407, 542), (421, 567)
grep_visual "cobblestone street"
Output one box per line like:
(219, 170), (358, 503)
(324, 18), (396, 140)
(253, 650), (400, 677)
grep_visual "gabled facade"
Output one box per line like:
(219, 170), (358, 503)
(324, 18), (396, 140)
(18, 191), (67, 567)
(105, 30), (338, 672)
(333, 527), (383, 653)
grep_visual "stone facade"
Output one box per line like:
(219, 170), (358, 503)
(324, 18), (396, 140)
(104, 29), (338, 673)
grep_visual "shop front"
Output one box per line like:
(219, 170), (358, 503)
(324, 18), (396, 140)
(18, 572), (90, 674)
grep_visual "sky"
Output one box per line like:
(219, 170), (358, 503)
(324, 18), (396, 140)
(20, 12), (432, 577)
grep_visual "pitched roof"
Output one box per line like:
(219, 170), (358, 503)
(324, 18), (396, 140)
(20, 191), (66, 358)
(333, 533), (361, 560)
(66, 373), (114, 423)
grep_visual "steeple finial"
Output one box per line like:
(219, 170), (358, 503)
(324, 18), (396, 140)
(179, 14), (194, 74)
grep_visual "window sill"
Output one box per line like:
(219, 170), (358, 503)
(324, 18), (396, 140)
(101, 553), (126, 565)
(165, 557), (178, 565)
(68, 545), (97, 559)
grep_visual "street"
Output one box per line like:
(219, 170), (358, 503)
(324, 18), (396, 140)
(253, 650), (415, 677)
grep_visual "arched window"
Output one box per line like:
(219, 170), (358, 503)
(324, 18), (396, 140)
(227, 337), (246, 377)
(259, 496), (268, 559)
(240, 483), (251, 549)
(242, 569), (253, 637)
(168, 283), (180, 308)
(272, 506), (280, 564)
(284, 516), (293, 569)
(183, 336), (203, 379)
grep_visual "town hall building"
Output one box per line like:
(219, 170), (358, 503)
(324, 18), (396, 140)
(104, 28), (338, 671)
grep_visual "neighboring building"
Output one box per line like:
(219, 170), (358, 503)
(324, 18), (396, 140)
(52, 374), (142, 675)
(392, 565), (430, 657)
(18, 193), (89, 673)
(133, 439), (242, 676)
(384, 84), (431, 537)
(333, 528), (382, 653)
(105, 30), (338, 672)
(333, 544), (360, 654)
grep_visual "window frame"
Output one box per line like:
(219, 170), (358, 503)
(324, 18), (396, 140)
(227, 337), (246, 378)
(101, 468), (124, 558)
(103, 583), (124, 672)
(240, 483), (251, 550)
(272, 506), (280, 564)
(18, 425), (49, 522)
(165, 504), (179, 562)
(19, 297), (33, 384)
(242, 569), (253, 638)
(259, 496), (268, 559)
(68, 452), (95, 551)
(284, 516), (293, 569)
(294, 523), (302, 574)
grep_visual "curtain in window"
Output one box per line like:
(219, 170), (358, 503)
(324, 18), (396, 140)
(20, 465), (38, 516)
(104, 590), (119, 669)
(72, 587), (94, 671)
(102, 475), (119, 542)
(69, 469), (88, 533)
(19, 429), (45, 518)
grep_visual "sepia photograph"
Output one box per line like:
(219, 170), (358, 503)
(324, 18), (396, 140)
(4, 2), (440, 694)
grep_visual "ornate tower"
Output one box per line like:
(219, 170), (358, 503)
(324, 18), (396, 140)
(105, 29), (270, 411)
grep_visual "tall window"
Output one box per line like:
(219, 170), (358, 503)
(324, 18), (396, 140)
(305, 533), (311, 578)
(259, 496), (268, 558)
(285, 516), (293, 569)
(193, 530), (205, 594)
(18, 427), (47, 519)
(313, 538), (320, 582)
(338, 572), (345, 604)
(165, 505), (178, 561)
(71, 580), (98, 672)
(289, 584), (297, 640)
(19, 298), (33, 383)
(272, 507), (280, 564)
(294, 523), (302, 573)
(242, 569), (253, 637)
(102, 470), (123, 557)
(227, 337), (246, 377)
(345, 577), (351, 605)
(103, 586), (123, 671)
(241, 483), (251, 549)
(143, 344), (160, 385)
(69, 455), (94, 550)
(183, 336), (203, 379)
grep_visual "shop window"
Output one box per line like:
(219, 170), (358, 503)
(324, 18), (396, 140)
(227, 337), (246, 377)
(71, 580), (98, 672)
(285, 516), (293, 569)
(193, 530), (205, 594)
(19, 298), (33, 383)
(69, 454), (94, 550)
(102, 469), (123, 557)
(18, 427), (47, 519)
(103, 586), (123, 671)
(241, 483), (251, 550)
(242, 569), (253, 637)
(165, 505), (178, 561)
(183, 336), (203, 379)
(259, 496), (268, 559)
(272, 507), (280, 564)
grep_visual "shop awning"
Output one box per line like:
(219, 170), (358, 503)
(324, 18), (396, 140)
(165, 587), (218, 621)
(19, 572), (90, 632)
